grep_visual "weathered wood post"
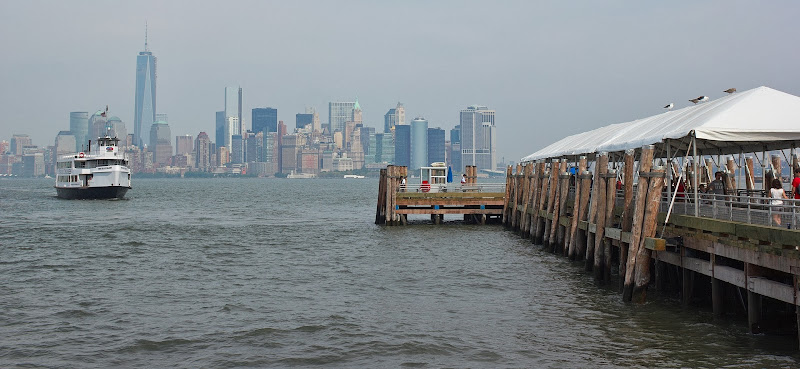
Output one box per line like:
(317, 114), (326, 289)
(771, 154), (783, 182)
(531, 161), (547, 241)
(632, 166), (665, 302)
(511, 164), (523, 230)
(623, 145), (655, 302)
(725, 156), (737, 195)
(542, 159), (559, 246)
(585, 154), (604, 271)
(601, 169), (618, 283)
(376, 168), (387, 224)
(546, 159), (564, 250)
(385, 165), (395, 225)
(554, 169), (571, 252)
(703, 158), (714, 184)
(520, 164), (534, 236)
(745, 156), (755, 193)
(573, 169), (593, 260)
(590, 152), (609, 275)
(502, 165), (513, 225)
(567, 156), (588, 259)
(619, 149), (635, 289)
(534, 163), (551, 244)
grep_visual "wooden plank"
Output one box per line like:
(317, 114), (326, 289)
(644, 237), (666, 251)
(749, 276), (795, 305)
(396, 199), (505, 206)
(396, 208), (504, 215)
(655, 250), (681, 266)
(682, 256), (712, 277)
(605, 227), (621, 240)
(715, 265), (746, 288)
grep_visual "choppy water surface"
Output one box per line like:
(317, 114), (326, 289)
(1, 178), (799, 367)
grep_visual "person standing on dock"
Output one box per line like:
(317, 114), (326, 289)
(400, 176), (406, 192)
(710, 171), (726, 201)
(461, 173), (467, 184)
(770, 178), (787, 226)
(792, 169), (800, 199)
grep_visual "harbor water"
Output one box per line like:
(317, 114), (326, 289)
(1, 178), (799, 367)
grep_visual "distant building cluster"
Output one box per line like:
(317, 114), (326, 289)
(0, 38), (499, 178)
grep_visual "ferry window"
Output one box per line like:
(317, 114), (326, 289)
(75, 161), (85, 168)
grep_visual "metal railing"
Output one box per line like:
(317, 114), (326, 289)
(657, 191), (800, 230)
(398, 183), (506, 193)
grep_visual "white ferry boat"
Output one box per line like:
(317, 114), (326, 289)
(343, 174), (365, 179)
(55, 136), (131, 199)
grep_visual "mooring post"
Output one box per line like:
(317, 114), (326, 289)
(512, 164), (522, 230)
(746, 262), (763, 333)
(574, 170), (592, 260)
(623, 145), (655, 302)
(534, 164), (550, 244)
(542, 159), (559, 247)
(384, 165), (394, 225)
(567, 156), (588, 260)
(725, 157), (737, 194)
(602, 169), (618, 283)
(591, 152), (609, 276)
(556, 171), (571, 253)
(745, 156), (755, 194)
(520, 164), (534, 237)
(376, 168), (387, 224)
(502, 165), (512, 226)
(547, 159), (565, 250)
(532, 161), (547, 242)
(632, 166), (665, 303)
(619, 149), (635, 290)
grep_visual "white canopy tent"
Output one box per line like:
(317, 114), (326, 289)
(521, 86), (800, 162)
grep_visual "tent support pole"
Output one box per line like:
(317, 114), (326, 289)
(666, 139), (672, 206)
(693, 133), (699, 217)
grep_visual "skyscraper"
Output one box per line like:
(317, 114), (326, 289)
(149, 121), (172, 166)
(384, 102), (405, 134)
(328, 100), (356, 134)
(195, 132), (212, 171)
(134, 30), (156, 148)
(252, 108), (278, 134)
(460, 105), (496, 171)
(450, 125), (461, 170)
(224, 87), (243, 150)
(410, 117), (429, 170)
(215, 111), (225, 148)
(427, 127), (446, 164)
(394, 124), (411, 167)
(296, 113), (313, 130)
(69, 112), (88, 152)
(175, 135), (193, 156)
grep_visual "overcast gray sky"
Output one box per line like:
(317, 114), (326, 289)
(1, 1), (798, 162)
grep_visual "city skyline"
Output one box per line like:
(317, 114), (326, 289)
(1, 2), (798, 162)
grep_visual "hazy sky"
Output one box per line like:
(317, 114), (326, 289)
(1, 1), (798, 162)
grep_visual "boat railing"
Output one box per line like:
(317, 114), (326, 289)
(653, 191), (800, 229)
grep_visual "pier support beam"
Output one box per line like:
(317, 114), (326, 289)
(712, 277), (723, 317)
(567, 156), (588, 260)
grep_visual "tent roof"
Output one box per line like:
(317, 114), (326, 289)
(521, 86), (800, 162)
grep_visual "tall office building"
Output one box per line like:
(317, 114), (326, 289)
(450, 126), (461, 170)
(215, 111), (225, 148)
(394, 124), (411, 167)
(195, 132), (212, 171)
(384, 102), (405, 133)
(252, 107), (278, 134)
(410, 117), (429, 170)
(54, 131), (76, 162)
(328, 100), (356, 134)
(427, 127), (446, 164)
(223, 87), (243, 150)
(134, 31), (157, 148)
(10, 135), (32, 155)
(149, 121), (172, 166)
(460, 105), (496, 171)
(88, 110), (107, 145)
(69, 112), (89, 152)
(175, 135), (193, 156)
(296, 113), (313, 130)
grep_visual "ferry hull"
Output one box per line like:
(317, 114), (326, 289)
(55, 186), (130, 200)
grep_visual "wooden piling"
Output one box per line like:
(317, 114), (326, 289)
(632, 166), (665, 302)
(620, 149), (635, 288)
(584, 155), (602, 270)
(745, 157), (755, 192)
(601, 169), (618, 283)
(771, 154), (783, 182)
(590, 153), (609, 275)
(520, 164), (534, 237)
(530, 161), (547, 241)
(541, 160), (559, 245)
(512, 164), (523, 230)
(554, 170), (571, 253)
(375, 168), (387, 224)
(622, 145), (655, 302)
(567, 157), (588, 260)
(546, 160), (564, 249)
(502, 166), (513, 225)
(725, 157), (737, 194)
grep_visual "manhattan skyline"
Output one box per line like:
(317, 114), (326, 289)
(1, 1), (799, 162)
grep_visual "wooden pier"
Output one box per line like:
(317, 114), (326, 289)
(375, 165), (505, 225)
(501, 146), (800, 346)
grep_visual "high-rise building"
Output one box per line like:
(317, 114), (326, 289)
(328, 100), (356, 134)
(460, 105), (496, 171)
(231, 134), (244, 164)
(215, 111), (225, 148)
(149, 121), (172, 166)
(54, 131), (76, 164)
(225, 87), (241, 123)
(296, 113), (313, 130)
(134, 31), (156, 147)
(410, 117), (429, 170)
(450, 125), (461, 170)
(88, 110), (108, 142)
(195, 132), (212, 171)
(69, 112), (88, 152)
(176, 135), (193, 156)
(11, 134), (32, 156)
(384, 102), (405, 134)
(394, 124), (411, 167)
(106, 116), (127, 141)
(427, 127), (446, 164)
(252, 107), (278, 134)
